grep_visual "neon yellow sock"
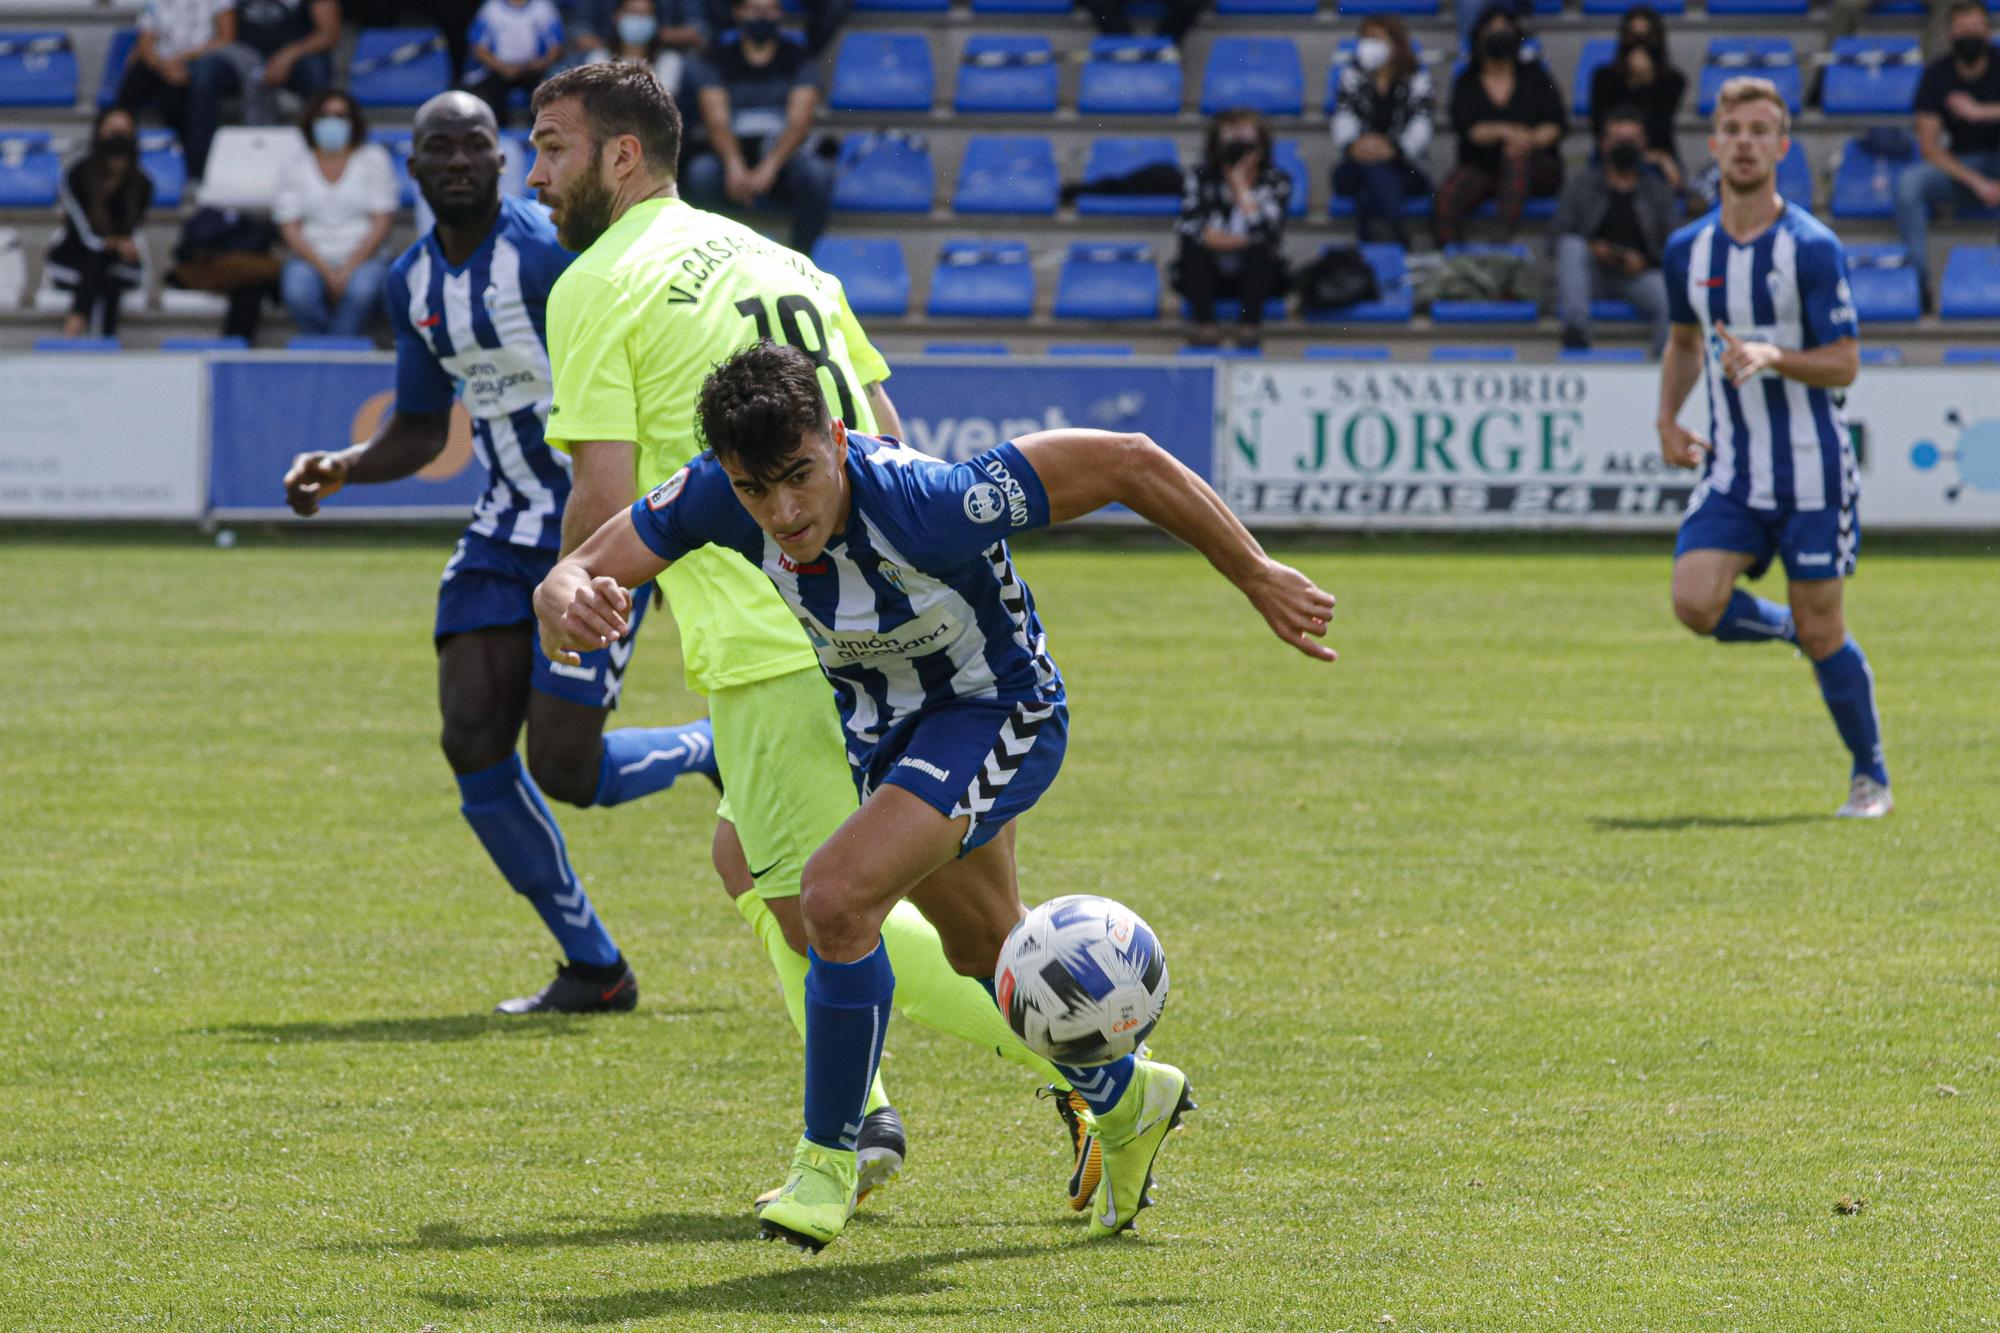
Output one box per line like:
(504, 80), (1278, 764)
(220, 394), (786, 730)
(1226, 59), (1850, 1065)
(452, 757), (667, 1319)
(878, 900), (1069, 1089)
(734, 891), (889, 1115)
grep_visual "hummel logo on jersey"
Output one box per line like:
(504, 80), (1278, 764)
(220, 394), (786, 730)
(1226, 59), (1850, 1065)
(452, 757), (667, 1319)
(779, 551), (829, 574)
(418, 313), (442, 327)
(1796, 552), (1833, 566)
(896, 756), (950, 782)
(646, 469), (688, 510)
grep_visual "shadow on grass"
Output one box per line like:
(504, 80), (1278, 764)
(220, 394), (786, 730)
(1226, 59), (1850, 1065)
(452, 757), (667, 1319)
(203, 1008), (730, 1044)
(1590, 813), (1830, 832)
(332, 1211), (751, 1253)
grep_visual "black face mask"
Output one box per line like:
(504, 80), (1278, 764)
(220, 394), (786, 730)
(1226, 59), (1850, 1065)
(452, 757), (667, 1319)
(742, 17), (780, 43)
(1954, 35), (1990, 66)
(1480, 31), (1518, 63)
(1607, 141), (1644, 172)
(95, 133), (136, 159)
(1220, 140), (1256, 167)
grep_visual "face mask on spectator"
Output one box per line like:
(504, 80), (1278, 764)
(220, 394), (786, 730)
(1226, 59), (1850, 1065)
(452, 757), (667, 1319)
(1355, 38), (1391, 73)
(1607, 140), (1643, 172)
(95, 133), (136, 159)
(618, 13), (657, 45)
(742, 17), (780, 43)
(1220, 138), (1258, 167)
(1480, 30), (1519, 63)
(312, 117), (352, 153)
(1953, 35), (1990, 65)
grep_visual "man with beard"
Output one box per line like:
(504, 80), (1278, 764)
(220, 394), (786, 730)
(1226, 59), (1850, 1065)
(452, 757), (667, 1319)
(1657, 77), (1889, 819)
(281, 91), (719, 1013)
(521, 61), (1100, 1219)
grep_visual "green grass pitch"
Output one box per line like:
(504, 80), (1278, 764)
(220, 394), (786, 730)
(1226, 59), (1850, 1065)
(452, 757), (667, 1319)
(3, 530), (1998, 1330)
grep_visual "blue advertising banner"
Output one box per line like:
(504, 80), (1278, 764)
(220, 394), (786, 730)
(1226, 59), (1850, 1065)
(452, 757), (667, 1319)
(889, 360), (1216, 489)
(207, 357), (486, 517)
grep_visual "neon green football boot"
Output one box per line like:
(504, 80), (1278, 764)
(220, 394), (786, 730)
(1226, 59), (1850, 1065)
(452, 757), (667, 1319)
(756, 1137), (859, 1252)
(1086, 1059), (1195, 1239)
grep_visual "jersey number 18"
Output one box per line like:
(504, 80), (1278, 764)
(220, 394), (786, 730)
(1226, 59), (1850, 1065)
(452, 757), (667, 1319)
(735, 295), (860, 428)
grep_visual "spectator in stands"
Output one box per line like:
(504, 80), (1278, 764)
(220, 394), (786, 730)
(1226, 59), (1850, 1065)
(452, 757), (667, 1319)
(1172, 108), (1291, 352)
(272, 89), (398, 338)
(1551, 104), (1676, 355)
(47, 108), (154, 340)
(184, 0), (339, 182)
(1330, 14), (1434, 246)
(1082, 0), (1205, 47)
(681, 0), (832, 254)
(698, 0), (847, 57)
(114, 0), (236, 161)
(1896, 0), (2000, 306)
(1436, 3), (1566, 246)
(1588, 4), (1686, 191)
(579, 0), (708, 99)
(465, 0), (567, 126)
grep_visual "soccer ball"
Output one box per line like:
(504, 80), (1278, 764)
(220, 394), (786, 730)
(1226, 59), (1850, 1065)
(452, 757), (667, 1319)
(996, 894), (1169, 1067)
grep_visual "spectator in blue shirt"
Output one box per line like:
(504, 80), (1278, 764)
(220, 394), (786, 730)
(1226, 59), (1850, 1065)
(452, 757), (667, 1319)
(465, 0), (567, 126)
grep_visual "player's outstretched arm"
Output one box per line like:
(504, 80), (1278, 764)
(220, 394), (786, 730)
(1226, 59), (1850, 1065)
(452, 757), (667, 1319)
(532, 509), (672, 666)
(281, 410), (451, 515)
(1656, 323), (1711, 469)
(1011, 429), (1337, 662)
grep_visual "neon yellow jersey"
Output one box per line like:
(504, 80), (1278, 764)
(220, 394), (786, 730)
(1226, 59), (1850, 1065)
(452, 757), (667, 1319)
(544, 196), (891, 693)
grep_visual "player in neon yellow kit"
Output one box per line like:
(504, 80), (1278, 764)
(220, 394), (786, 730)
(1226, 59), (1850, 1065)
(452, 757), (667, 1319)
(523, 61), (1098, 1210)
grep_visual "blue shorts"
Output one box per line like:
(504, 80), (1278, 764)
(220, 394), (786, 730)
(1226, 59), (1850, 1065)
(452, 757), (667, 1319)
(1675, 482), (1859, 582)
(433, 529), (651, 710)
(852, 697), (1068, 855)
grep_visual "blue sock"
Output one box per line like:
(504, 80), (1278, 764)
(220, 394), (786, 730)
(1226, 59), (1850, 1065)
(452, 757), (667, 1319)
(1053, 1056), (1137, 1119)
(803, 942), (894, 1151)
(457, 755), (620, 967)
(590, 719), (718, 807)
(1711, 589), (1796, 644)
(1812, 637), (1889, 785)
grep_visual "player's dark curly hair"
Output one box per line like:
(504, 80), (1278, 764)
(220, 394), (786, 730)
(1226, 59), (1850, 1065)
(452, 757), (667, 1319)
(530, 61), (681, 175)
(696, 341), (832, 482)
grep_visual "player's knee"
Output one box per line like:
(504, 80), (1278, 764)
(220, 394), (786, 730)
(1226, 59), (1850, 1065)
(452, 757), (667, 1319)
(1795, 614), (1846, 661)
(439, 715), (515, 776)
(525, 736), (602, 808)
(1671, 587), (1724, 635)
(798, 863), (873, 957)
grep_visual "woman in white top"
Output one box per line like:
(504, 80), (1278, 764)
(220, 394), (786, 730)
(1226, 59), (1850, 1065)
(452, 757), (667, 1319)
(273, 87), (398, 339)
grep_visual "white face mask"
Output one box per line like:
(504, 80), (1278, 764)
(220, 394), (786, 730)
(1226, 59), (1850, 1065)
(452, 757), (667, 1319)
(1355, 38), (1392, 73)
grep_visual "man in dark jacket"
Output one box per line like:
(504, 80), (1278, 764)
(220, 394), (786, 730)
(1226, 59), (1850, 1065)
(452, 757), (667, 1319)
(1551, 104), (1679, 354)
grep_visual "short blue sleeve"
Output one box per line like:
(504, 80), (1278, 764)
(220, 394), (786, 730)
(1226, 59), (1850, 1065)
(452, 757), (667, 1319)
(384, 260), (455, 415)
(629, 455), (752, 563)
(1663, 230), (1696, 327)
(1797, 233), (1859, 347)
(889, 440), (1052, 567)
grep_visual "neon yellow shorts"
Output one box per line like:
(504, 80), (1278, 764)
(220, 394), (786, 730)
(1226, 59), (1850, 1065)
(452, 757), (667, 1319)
(710, 665), (858, 901)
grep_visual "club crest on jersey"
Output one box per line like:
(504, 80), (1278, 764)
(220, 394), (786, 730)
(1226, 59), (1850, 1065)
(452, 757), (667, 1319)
(977, 455), (1033, 528)
(963, 482), (1005, 524)
(645, 469), (688, 510)
(877, 560), (906, 592)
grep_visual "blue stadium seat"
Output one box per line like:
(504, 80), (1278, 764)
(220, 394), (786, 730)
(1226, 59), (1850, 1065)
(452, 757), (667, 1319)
(1473, 196), (1557, 221)
(1431, 345), (1517, 361)
(1073, 137), (1182, 216)
(1271, 138), (1309, 218)
(955, 35), (1056, 114)
(0, 32), (77, 107)
(1561, 346), (1648, 362)
(969, 0), (1068, 11)
(831, 32), (934, 112)
(1200, 37), (1303, 116)
(1858, 346), (1903, 365)
(1867, 0), (1925, 11)
(1708, 0), (1806, 12)
(0, 131), (60, 207)
(1573, 38), (1617, 119)
(1077, 37), (1183, 117)
(1336, 0), (1439, 13)
(97, 28), (136, 109)
(1217, 0), (1316, 13)
(1304, 344), (1393, 359)
(1048, 343), (1134, 355)
(1304, 243), (1414, 323)
(1943, 345), (2000, 363)
(1431, 243), (1538, 323)
(139, 130), (186, 207)
(36, 337), (120, 351)
(1776, 139), (1813, 212)
(1584, 0), (1680, 11)
(1938, 246), (2000, 319)
(1822, 37), (1923, 116)
(1178, 344), (1263, 358)
(349, 29), (449, 108)
(371, 129), (417, 209)
(954, 135), (1058, 215)
(832, 132), (933, 214)
(1055, 242), (1161, 321)
(1590, 299), (1643, 323)
(1327, 189), (1432, 220)
(928, 241), (1034, 319)
(161, 336), (250, 350)
(1699, 39), (1801, 115)
(1831, 137), (1905, 219)
(811, 237), (910, 317)
(1845, 244), (1921, 323)
(1180, 295), (1288, 321)
(924, 341), (1012, 354)
(289, 335), (377, 350)
(855, 0), (946, 10)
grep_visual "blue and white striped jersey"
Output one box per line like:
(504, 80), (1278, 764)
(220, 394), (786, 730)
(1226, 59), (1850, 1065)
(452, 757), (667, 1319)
(385, 194), (575, 551)
(1664, 203), (1859, 513)
(630, 433), (1066, 748)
